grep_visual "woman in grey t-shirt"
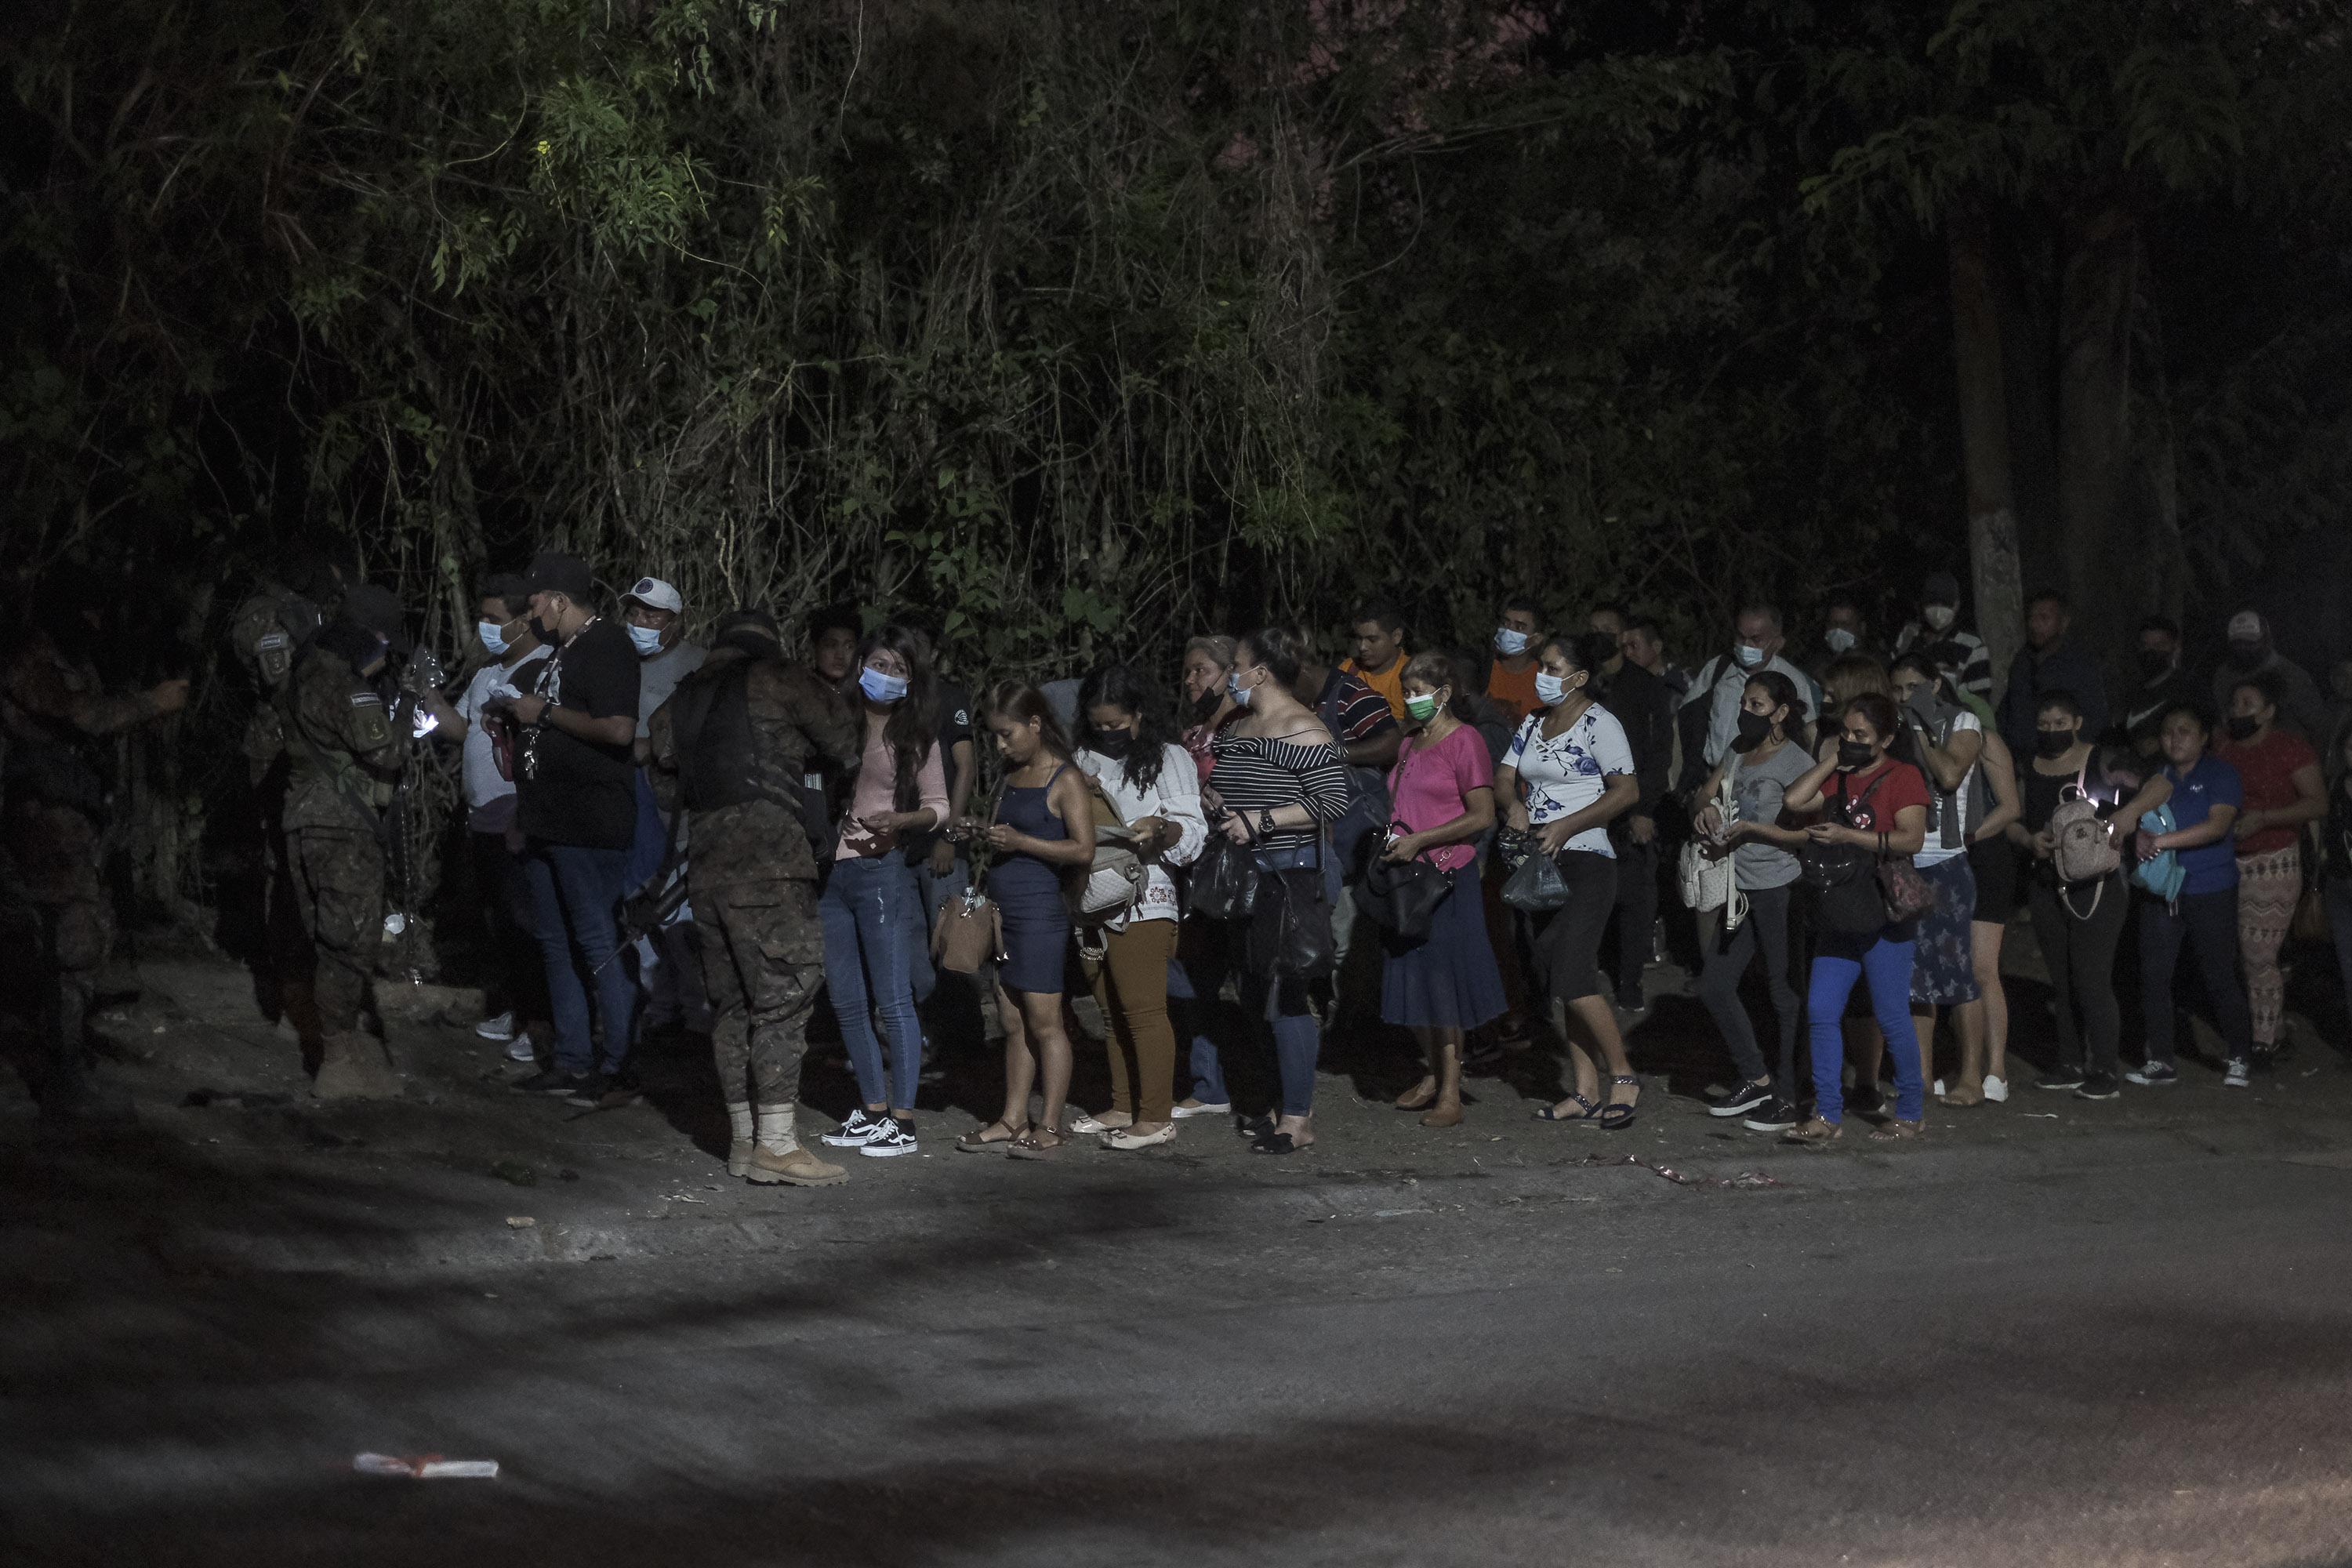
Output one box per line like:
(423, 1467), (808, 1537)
(1690, 671), (1817, 1131)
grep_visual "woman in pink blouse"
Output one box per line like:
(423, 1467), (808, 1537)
(1380, 652), (1505, 1127)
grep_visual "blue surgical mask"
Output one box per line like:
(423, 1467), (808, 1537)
(1824, 627), (1857, 655)
(1228, 670), (1254, 709)
(1534, 672), (1567, 707)
(628, 624), (666, 656)
(1494, 626), (1533, 657)
(477, 620), (510, 656)
(860, 666), (909, 704)
(1734, 644), (1766, 669)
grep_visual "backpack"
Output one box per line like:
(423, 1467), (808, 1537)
(2050, 763), (2121, 886)
(2129, 805), (2185, 904)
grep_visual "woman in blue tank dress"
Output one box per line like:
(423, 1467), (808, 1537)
(957, 682), (1095, 1159)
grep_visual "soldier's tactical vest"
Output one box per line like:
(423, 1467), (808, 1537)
(670, 659), (761, 811)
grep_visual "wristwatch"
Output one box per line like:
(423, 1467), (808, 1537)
(1258, 808), (1279, 840)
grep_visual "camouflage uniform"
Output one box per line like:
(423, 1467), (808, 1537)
(648, 641), (858, 1180)
(229, 583), (325, 1044)
(0, 633), (160, 1113)
(281, 638), (405, 1098)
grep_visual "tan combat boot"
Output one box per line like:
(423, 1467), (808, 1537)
(743, 1103), (845, 1185)
(746, 1145), (848, 1186)
(314, 1031), (401, 1100)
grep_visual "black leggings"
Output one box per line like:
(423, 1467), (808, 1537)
(1526, 851), (1619, 1004)
(2025, 873), (2127, 1076)
(1696, 883), (1801, 1089)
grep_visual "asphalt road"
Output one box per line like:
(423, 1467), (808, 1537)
(6, 954), (2352, 1566)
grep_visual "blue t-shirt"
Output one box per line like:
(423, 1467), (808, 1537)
(2165, 754), (2244, 896)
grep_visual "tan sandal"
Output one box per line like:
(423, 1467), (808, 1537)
(1006, 1132), (1066, 1160)
(1867, 1118), (1924, 1142)
(1783, 1117), (1842, 1146)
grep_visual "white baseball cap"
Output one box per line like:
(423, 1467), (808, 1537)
(2226, 610), (2264, 642)
(622, 576), (683, 614)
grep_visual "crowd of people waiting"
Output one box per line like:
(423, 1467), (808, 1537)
(11, 549), (2346, 1186)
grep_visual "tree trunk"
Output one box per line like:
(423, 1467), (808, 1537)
(2056, 201), (2140, 670)
(1947, 203), (2025, 679)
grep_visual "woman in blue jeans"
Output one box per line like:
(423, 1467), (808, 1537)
(818, 627), (947, 1158)
(1780, 693), (1936, 1145)
(1203, 628), (1353, 1155)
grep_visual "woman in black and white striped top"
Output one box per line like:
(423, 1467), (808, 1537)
(1204, 628), (1351, 1153)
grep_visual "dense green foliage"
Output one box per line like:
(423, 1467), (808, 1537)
(5, 0), (2347, 913)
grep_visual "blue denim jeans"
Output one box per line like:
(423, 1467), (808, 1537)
(2140, 886), (2253, 1065)
(523, 841), (641, 1077)
(822, 855), (927, 1109)
(1808, 930), (1922, 1123)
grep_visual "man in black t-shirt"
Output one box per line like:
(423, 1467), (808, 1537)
(495, 550), (644, 1100)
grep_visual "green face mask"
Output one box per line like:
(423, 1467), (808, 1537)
(1405, 691), (1440, 723)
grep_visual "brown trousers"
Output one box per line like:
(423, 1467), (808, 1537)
(1092, 917), (1180, 1123)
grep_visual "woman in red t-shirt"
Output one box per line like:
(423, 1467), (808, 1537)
(1779, 693), (1935, 1145)
(2219, 673), (2325, 1054)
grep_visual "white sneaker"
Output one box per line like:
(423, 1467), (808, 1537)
(1171, 1101), (1231, 1119)
(2223, 1059), (2251, 1089)
(474, 1011), (516, 1042)
(504, 1032), (536, 1064)
(1982, 1075), (2009, 1103)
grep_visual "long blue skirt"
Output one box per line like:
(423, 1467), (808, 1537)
(1377, 862), (1507, 1030)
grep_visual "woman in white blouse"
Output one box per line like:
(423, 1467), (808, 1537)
(1065, 664), (1207, 1149)
(1494, 633), (1643, 1129)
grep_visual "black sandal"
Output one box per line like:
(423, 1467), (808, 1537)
(1536, 1094), (1599, 1123)
(1598, 1075), (1641, 1131)
(1251, 1128), (1312, 1155)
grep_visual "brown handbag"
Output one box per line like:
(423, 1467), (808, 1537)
(932, 884), (1002, 975)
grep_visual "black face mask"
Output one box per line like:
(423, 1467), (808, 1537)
(1837, 739), (1876, 771)
(2227, 641), (2265, 672)
(2136, 648), (2175, 681)
(2225, 713), (2261, 742)
(1091, 729), (1136, 760)
(1189, 688), (1221, 723)
(2034, 728), (2076, 759)
(1732, 710), (1773, 752)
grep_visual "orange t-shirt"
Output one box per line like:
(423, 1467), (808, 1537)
(1345, 653), (1409, 723)
(1486, 659), (1540, 726)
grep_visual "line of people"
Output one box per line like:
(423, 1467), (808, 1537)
(47, 555), (2325, 1181)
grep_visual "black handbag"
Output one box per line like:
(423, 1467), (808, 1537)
(1190, 833), (1260, 920)
(1247, 858), (1334, 978)
(1354, 833), (1453, 938)
(1500, 848), (1573, 912)
(1799, 771), (1893, 935)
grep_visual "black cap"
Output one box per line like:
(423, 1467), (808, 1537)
(1922, 571), (1961, 608)
(714, 607), (780, 640)
(339, 583), (412, 655)
(524, 550), (596, 601)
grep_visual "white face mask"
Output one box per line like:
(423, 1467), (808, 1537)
(1734, 644), (1766, 669)
(1494, 626), (1533, 657)
(628, 623), (666, 656)
(1922, 604), (1956, 633)
(1824, 627), (1857, 655)
(1534, 671), (1568, 706)
(478, 619), (511, 656)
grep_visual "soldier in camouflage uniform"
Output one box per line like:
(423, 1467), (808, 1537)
(0, 609), (189, 1120)
(647, 608), (861, 1185)
(229, 563), (333, 1050)
(279, 586), (452, 1098)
